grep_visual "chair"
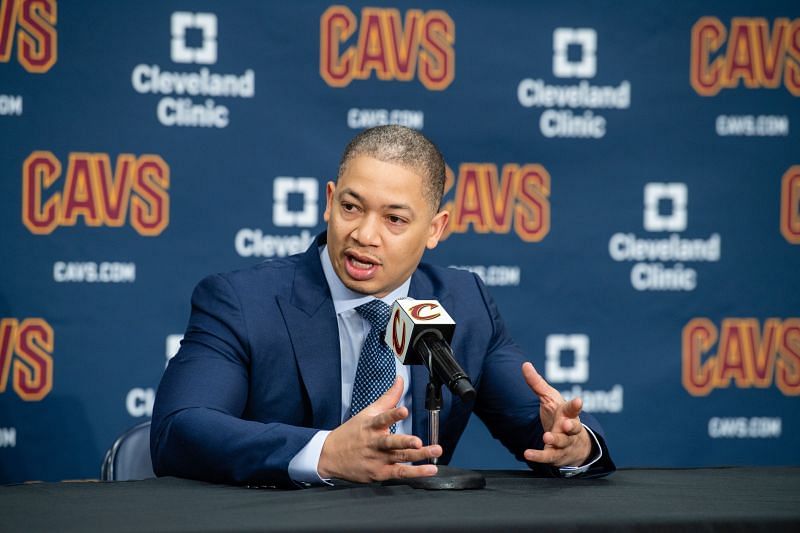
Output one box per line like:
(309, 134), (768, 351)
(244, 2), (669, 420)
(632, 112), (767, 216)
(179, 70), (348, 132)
(101, 420), (155, 481)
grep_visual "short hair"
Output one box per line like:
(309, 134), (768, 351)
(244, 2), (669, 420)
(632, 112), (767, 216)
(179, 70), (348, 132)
(338, 125), (445, 211)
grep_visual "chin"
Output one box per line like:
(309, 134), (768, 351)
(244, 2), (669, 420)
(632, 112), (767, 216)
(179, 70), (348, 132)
(342, 279), (377, 296)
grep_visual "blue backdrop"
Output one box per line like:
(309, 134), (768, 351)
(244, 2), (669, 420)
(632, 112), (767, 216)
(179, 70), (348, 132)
(1, 0), (798, 483)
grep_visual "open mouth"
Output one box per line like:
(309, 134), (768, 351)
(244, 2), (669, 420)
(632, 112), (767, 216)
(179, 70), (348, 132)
(344, 250), (381, 281)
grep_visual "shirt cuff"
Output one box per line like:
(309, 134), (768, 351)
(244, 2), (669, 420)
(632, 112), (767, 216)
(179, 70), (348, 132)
(557, 424), (603, 478)
(287, 430), (333, 487)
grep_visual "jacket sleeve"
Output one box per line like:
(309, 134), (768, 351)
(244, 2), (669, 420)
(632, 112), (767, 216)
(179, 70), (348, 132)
(150, 274), (316, 487)
(469, 274), (616, 478)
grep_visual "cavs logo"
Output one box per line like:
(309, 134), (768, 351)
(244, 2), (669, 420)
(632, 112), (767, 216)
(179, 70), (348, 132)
(441, 163), (550, 242)
(682, 318), (800, 396)
(782, 165), (800, 244)
(320, 5), (454, 90)
(22, 151), (170, 236)
(0, 0), (57, 73)
(409, 303), (441, 321)
(391, 308), (407, 355)
(0, 318), (53, 401)
(690, 17), (800, 96)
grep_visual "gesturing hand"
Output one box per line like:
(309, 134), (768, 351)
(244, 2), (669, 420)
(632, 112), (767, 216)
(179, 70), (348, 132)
(521, 362), (592, 468)
(317, 376), (442, 483)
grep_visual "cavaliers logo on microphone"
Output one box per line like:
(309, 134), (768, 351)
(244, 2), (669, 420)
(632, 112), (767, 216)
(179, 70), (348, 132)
(409, 303), (441, 321)
(386, 299), (455, 363)
(393, 303), (441, 354)
(391, 307), (407, 356)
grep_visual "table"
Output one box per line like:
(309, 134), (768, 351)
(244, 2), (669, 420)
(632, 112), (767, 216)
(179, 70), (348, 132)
(2, 468), (799, 532)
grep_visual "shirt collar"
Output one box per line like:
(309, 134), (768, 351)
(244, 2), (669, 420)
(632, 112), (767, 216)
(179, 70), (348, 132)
(320, 244), (411, 315)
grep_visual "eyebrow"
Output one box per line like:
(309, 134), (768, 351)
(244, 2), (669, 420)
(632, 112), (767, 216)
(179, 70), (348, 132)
(340, 188), (413, 212)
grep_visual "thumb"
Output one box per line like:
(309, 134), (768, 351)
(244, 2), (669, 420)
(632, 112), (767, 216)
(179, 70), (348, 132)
(522, 362), (554, 399)
(371, 375), (404, 411)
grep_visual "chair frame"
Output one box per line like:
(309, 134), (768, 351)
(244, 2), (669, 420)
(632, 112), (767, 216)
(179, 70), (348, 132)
(100, 420), (153, 481)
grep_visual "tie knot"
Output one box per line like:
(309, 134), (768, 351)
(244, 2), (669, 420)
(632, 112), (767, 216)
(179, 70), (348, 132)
(356, 299), (391, 329)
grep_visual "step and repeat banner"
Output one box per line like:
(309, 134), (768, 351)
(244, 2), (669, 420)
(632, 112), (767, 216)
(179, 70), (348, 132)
(1, 0), (798, 483)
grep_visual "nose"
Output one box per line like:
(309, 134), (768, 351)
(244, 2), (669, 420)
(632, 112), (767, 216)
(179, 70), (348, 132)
(351, 213), (381, 247)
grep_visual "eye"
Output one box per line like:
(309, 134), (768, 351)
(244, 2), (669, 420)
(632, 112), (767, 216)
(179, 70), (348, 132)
(341, 202), (359, 213)
(386, 214), (408, 226)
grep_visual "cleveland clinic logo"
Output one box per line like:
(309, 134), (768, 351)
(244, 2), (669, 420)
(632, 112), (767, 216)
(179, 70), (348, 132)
(608, 183), (721, 291)
(130, 12), (254, 128)
(552, 28), (596, 78)
(272, 178), (318, 228)
(235, 177), (320, 258)
(545, 334), (622, 413)
(171, 12), (217, 64)
(643, 183), (687, 232)
(517, 27), (630, 139)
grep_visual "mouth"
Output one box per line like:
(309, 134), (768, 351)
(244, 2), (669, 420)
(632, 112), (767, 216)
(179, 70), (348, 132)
(343, 250), (382, 281)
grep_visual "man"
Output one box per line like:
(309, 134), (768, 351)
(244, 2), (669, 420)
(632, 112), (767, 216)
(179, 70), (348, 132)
(151, 125), (615, 486)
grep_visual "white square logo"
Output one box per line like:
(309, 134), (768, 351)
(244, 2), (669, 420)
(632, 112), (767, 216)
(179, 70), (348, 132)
(644, 182), (688, 232)
(171, 12), (218, 64)
(553, 28), (597, 78)
(545, 334), (590, 383)
(273, 177), (319, 227)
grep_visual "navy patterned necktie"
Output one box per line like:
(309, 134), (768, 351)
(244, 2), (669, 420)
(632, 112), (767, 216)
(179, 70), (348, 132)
(350, 299), (397, 433)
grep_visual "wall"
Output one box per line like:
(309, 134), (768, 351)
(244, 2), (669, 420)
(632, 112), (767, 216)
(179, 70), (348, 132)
(1, 0), (798, 482)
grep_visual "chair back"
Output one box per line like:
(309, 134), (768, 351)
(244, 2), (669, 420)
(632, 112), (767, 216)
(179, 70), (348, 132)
(101, 420), (155, 481)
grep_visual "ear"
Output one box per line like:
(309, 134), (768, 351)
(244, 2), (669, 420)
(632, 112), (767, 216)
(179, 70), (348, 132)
(323, 181), (335, 222)
(425, 209), (450, 249)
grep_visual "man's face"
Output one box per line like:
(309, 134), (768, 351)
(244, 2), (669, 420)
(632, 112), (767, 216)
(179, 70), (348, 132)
(323, 155), (449, 297)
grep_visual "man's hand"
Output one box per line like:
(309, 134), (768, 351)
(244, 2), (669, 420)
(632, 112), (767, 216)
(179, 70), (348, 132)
(521, 362), (592, 468)
(318, 376), (442, 483)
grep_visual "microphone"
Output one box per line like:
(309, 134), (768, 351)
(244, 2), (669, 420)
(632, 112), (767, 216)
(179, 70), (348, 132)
(384, 298), (476, 402)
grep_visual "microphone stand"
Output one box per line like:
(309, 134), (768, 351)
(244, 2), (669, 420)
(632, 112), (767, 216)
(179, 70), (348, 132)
(394, 366), (485, 490)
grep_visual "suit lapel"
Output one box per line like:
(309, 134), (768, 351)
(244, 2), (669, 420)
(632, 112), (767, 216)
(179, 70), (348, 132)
(277, 235), (342, 430)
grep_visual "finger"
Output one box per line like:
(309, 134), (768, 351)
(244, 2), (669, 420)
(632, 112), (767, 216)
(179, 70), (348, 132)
(374, 432), (423, 451)
(370, 376), (404, 411)
(389, 444), (442, 464)
(562, 396), (583, 419)
(560, 417), (583, 436)
(543, 431), (572, 449)
(369, 406), (410, 430)
(521, 362), (559, 401)
(389, 463), (438, 480)
(524, 447), (558, 465)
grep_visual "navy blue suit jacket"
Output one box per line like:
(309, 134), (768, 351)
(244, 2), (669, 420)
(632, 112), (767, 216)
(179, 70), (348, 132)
(151, 233), (614, 486)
